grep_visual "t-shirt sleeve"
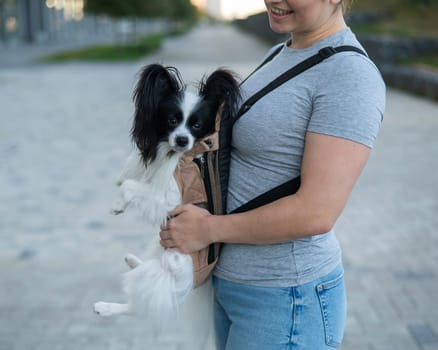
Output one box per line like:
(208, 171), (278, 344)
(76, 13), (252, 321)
(307, 54), (386, 148)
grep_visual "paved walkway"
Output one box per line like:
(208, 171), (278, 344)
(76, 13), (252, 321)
(1, 22), (438, 350)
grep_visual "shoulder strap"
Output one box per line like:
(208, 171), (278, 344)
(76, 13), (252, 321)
(240, 44), (283, 85)
(228, 45), (366, 214)
(235, 45), (367, 124)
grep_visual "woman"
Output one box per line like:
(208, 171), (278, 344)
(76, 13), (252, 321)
(160, 0), (386, 349)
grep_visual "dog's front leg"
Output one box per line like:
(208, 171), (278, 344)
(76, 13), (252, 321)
(110, 179), (146, 215)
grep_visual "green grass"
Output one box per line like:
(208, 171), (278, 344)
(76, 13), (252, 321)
(401, 54), (438, 70)
(349, 22), (414, 38)
(41, 34), (163, 62)
(40, 23), (194, 63)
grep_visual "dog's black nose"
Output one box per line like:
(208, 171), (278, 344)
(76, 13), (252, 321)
(175, 136), (189, 147)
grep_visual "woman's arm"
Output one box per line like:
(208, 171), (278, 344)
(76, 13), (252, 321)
(160, 131), (371, 253)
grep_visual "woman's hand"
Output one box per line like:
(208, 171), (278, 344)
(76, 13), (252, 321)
(159, 204), (213, 254)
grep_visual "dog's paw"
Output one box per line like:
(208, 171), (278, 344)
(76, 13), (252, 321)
(93, 302), (115, 317)
(125, 253), (142, 269)
(110, 208), (124, 215)
(110, 199), (126, 215)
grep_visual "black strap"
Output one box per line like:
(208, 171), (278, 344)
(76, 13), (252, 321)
(235, 45), (367, 124)
(239, 45), (283, 85)
(227, 45), (367, 215)
(229, 176), (301, 214)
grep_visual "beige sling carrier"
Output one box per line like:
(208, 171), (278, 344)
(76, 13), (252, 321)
(173, 116), (223, 288)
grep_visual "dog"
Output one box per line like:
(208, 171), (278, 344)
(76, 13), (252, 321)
(93, 64), (239, 342)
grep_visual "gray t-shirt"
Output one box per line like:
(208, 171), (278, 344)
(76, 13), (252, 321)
(214, 28), (386, 287)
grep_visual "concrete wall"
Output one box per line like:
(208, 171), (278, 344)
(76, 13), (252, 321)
(360, 35), (438, 101)
(359, 34), (438, 65)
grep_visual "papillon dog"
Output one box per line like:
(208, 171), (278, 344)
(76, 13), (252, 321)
(93, 64), (239, 342)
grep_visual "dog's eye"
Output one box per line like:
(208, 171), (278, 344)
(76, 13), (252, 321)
(168, 117), (178, 127)
(192, 123), (201, 130)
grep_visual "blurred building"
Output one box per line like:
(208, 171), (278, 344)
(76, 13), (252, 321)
(0, 0), (83, 44)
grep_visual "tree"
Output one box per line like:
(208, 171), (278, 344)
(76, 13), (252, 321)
(84, 0), (196, 20)
(169, 0), (197, 21)
(84, 0), (132, 18)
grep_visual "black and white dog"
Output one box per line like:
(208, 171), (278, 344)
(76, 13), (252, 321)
(93, 64), (239, 332)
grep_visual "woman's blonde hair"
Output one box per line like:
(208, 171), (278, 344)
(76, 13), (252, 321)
(342, 0), (353, 13)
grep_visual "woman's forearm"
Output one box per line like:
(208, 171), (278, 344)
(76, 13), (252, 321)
(207, 191), (335, 245)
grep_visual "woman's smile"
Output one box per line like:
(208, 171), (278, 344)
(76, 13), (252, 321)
(270, 6), (295, 19)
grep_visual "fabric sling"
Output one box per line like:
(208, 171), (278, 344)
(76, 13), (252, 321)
(229, 45), (367, 215)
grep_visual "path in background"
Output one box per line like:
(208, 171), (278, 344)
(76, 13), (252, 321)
(1, 22), (438, 350)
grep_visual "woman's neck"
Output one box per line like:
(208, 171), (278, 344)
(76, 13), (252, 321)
(289, 15), (347, 49)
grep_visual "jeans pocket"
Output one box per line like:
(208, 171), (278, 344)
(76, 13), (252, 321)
(316, 272), (346, 347)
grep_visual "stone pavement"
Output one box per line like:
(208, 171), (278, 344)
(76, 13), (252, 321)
(1, 22), (438, 350)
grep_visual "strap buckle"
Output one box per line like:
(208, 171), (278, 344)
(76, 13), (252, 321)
(238, 103), (251, 116)
(318, 46), (337, 59)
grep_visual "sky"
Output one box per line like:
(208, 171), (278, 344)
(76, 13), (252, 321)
(192, 0), (266, 19)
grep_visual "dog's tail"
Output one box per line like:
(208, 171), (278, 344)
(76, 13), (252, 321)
(122, 249), (194, 323)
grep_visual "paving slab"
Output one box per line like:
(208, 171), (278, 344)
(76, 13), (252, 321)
(1, 22), (438, 350)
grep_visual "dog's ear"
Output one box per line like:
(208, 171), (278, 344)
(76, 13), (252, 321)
(131, 64), (183, 163)
(199, 69), (241, 122)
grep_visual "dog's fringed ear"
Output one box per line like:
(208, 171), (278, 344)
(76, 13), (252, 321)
(131, 64), (183, 163)
(199, 69), (241, 122)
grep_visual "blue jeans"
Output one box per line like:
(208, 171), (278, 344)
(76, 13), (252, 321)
(213, 264), (346, 350)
